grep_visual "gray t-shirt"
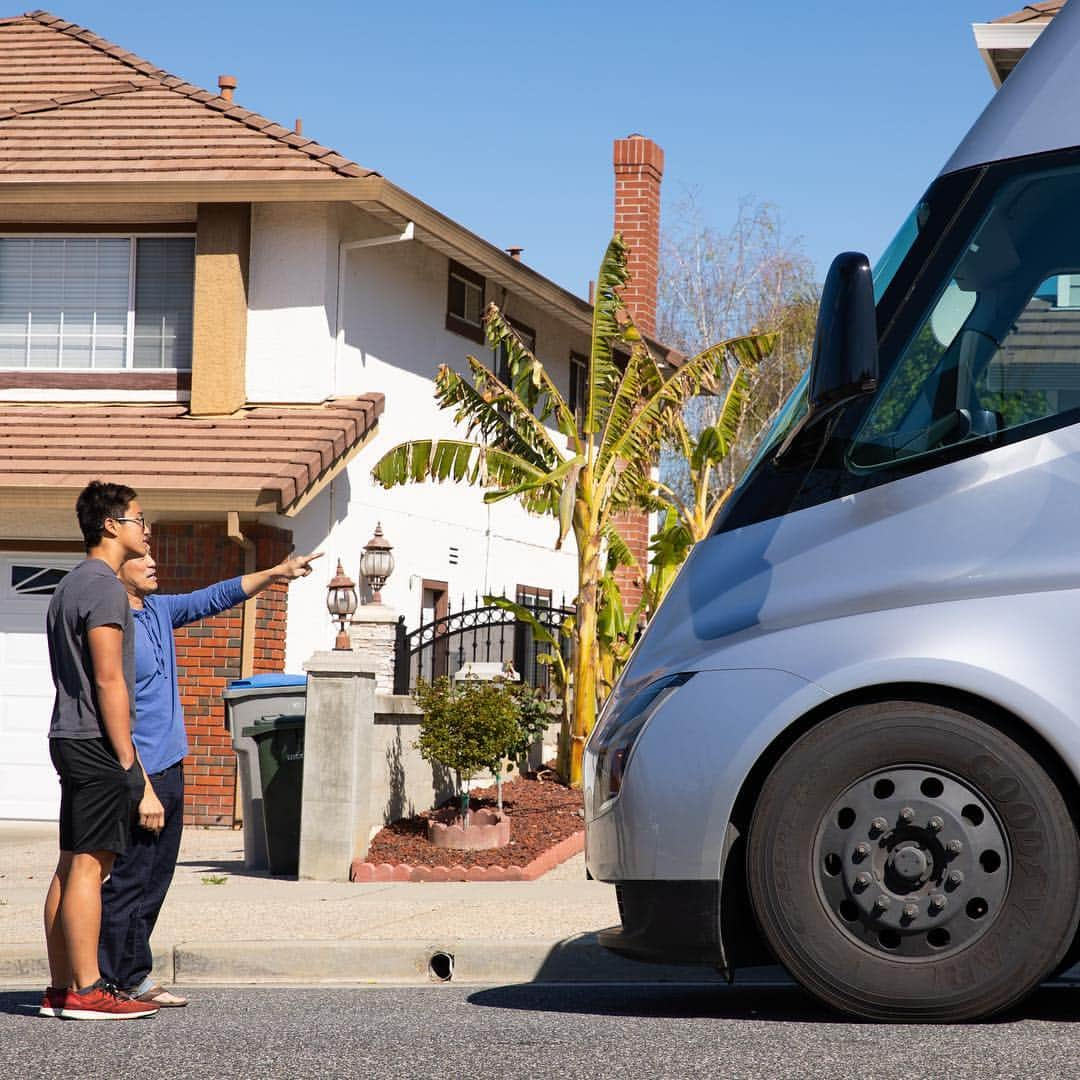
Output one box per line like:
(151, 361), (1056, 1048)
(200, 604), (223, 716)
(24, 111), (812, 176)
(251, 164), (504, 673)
(47, 557), (135, 740)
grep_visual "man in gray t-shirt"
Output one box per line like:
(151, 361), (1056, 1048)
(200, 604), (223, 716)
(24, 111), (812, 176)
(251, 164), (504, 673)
(47, 558), (136, 740)
(40, 481), (162, 1022)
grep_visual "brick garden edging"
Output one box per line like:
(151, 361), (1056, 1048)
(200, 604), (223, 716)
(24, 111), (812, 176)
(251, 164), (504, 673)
(350, 830), (584, 883)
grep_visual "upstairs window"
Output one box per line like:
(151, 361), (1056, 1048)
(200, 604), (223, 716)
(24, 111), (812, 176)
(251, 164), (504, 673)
(0, 235), (195, 371)
(568, 351), (589, 426)
(446, 259), (485, 343)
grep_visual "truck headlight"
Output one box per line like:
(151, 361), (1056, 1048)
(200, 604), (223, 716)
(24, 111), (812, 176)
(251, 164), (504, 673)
(590, 672), (693, 805)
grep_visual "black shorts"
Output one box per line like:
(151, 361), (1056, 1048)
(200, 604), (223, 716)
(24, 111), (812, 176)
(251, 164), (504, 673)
(49, 737), (144, 855)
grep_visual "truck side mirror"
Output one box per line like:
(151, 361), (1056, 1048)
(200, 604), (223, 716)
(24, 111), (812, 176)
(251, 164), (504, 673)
(773, 252), (879, 463)
(808, 251), (879, 412)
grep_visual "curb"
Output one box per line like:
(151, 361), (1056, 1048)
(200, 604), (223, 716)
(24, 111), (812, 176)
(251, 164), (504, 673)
(0, 932), (733, 989)
(351, 831), (585, 883)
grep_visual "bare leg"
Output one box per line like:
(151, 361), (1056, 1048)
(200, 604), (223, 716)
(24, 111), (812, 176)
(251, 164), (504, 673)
(59, 850), (115, 990)
(43, 852), (73, 988)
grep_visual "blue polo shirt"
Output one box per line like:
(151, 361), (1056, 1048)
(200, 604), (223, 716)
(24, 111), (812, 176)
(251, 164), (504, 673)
(132, 577), (248, 774)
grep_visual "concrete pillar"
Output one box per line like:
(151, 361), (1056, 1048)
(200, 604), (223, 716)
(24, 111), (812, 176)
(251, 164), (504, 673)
(348, 604), (399, 694)
(298, 650), (376, 882)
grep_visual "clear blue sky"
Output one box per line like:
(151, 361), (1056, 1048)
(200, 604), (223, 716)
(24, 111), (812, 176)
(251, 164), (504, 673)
(51, 1), (1006, 296)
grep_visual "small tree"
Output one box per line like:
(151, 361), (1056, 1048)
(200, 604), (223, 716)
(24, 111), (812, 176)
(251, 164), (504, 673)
(414, 677), (522, 825)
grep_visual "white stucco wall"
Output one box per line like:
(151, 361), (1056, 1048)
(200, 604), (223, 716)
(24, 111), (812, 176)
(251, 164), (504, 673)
(252, 206), (591, 671)
(245, 203), (340, 404)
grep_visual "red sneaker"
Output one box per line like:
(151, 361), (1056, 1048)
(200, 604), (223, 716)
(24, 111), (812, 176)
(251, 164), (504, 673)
(60, 981), (158, 1020)
(38, 986), (66, 1018)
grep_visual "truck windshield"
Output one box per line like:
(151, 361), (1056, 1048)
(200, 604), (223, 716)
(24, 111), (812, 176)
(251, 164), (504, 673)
(850, 161), (1080, 470)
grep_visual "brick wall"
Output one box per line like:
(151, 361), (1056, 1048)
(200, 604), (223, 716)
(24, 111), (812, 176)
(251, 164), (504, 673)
(613, 133), (665, 611)
(152, 520), (293, 826)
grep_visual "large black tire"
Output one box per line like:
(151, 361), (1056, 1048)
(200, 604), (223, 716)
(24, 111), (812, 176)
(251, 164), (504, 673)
(747, 700), (1080, 1022)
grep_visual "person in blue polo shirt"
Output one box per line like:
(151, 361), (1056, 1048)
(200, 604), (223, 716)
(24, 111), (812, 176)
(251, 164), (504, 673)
(99, 547), (321, 1007)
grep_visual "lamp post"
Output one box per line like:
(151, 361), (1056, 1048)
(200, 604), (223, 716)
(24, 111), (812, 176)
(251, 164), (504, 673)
(359, 522), (395, 604)
(326, 559), (358, 650)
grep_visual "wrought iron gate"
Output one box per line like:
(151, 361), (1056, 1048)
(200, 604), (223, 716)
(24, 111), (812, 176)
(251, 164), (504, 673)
(393, 593), (573, 694)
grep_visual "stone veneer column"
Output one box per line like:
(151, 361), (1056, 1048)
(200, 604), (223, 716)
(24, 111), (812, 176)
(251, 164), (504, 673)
(348, 604), (399, 694)
(298, 650), (377, 882)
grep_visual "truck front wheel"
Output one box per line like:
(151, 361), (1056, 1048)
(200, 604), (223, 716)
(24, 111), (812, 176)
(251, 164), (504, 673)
(747, 700), (1080, 1021)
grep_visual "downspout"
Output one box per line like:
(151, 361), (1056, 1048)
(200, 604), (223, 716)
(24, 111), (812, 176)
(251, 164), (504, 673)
(332, 221), (415, 390)
(227, 511), (256, 679)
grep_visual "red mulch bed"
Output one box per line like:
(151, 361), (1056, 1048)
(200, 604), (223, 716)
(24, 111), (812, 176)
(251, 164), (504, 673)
(365, 771), (584, 869)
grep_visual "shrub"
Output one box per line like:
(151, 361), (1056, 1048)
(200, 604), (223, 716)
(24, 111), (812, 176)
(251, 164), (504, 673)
(414, 677), (523, 823)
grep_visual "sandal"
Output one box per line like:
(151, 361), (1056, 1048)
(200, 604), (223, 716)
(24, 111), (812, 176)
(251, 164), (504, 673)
(135, 985), (188, 1007)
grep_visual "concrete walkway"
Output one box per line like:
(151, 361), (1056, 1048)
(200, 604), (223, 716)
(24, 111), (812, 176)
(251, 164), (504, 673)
(0, 821), (730, 988)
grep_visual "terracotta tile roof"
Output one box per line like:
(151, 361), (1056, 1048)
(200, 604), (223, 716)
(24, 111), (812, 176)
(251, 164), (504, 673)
(993, 2), (1064, 23)
(0, 394), (384, 514)
(0, 10), (376, 182)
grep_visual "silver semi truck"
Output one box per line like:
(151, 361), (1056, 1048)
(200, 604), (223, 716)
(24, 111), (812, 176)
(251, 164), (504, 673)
(584, 1), (1080, 1022)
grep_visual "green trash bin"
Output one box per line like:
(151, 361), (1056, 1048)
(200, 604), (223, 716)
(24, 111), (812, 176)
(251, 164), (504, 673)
(241, 714), (304, 876)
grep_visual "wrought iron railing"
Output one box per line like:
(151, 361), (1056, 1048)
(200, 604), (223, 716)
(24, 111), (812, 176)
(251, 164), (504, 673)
(393, 593), (573, 694)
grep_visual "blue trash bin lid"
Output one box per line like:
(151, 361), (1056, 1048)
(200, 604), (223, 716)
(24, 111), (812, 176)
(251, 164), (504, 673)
(227, 674), (307, 689)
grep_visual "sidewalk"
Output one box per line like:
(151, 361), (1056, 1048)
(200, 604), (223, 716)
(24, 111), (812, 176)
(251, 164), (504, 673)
(0, 821), (729, 988)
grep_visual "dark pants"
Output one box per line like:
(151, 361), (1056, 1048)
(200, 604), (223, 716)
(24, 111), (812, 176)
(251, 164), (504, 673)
(99, 761), (185, 990)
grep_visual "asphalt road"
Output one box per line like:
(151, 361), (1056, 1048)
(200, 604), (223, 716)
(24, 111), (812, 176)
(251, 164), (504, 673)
(4, 983), (1080, 1079)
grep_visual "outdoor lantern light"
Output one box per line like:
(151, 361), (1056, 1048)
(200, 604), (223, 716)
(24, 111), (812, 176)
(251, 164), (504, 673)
(326, 559), (358, 650)
(359, 522), (395, 604)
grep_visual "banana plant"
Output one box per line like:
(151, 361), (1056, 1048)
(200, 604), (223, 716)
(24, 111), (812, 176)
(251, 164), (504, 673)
(372, 235), (775, 787)
(644, 359), (756, 609)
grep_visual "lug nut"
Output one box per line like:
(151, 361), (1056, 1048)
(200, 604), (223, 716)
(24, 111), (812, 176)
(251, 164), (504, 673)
(946, 839), (963, 856)
(855, 871), (873, 890)
(873, 894), (891, 912)
(928, 816), (944, 833)
(899, 807), (915, 824)
(870, 817), (888, 835)
(929, 894), (947, 912)
(902, 903), (919, 920)
(947, 870), (964, 888)
(854, 842), (871, 861)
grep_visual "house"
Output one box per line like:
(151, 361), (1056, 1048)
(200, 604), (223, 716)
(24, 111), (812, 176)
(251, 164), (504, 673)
(0, 11), (666, 825)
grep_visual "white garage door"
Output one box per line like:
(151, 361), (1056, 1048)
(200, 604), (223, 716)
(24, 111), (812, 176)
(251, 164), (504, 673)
(0, 556), (78, 820)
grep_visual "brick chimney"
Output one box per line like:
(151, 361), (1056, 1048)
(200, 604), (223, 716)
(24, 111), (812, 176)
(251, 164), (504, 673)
(613, 133), (664, 337)
(611, 134), (664, 613)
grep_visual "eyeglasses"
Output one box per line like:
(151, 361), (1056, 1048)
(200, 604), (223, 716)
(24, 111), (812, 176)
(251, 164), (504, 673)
(112, 515), (148, 530)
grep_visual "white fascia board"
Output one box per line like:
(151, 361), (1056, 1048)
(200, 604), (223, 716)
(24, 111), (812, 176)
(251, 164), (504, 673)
(972, 21), (1047, 50)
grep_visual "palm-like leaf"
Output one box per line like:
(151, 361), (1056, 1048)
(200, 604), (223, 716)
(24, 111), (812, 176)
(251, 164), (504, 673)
(462, 357), (569, 470)
(690, 362), (751, 473)
(372, 439), (556, 514)
(603, 331), (776, 510)
(585, 236), (633, 437)
(603, 523), (639, 572)
(484, 306), (579, 445)
(435, 363), (556, 471)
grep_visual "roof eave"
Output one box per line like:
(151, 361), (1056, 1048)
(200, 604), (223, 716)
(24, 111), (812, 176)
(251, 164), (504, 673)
(351, 177), (677, 357)
(351, 177), (596, 331)
(0, 176), (379, 204)
(973, 19), (1049, 85)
